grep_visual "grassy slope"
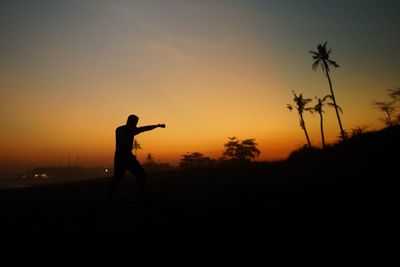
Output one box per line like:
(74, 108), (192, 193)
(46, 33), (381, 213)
(0, 126), (398, 265)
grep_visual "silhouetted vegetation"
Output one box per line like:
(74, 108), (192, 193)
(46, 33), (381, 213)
(142, 153), (174, 173)
(179, 152), (215, 170)
(177, 137), (261, 170)
(222, 137), (260, 163)
(370, 86), (400, 126)
(133, 139), (142, 156)
(372, 100), (396, 127)
(287, 124), (400, 174)
(287, 90), (313, 147)
(387, 86), (400, 101)
(310, 42), (346, 140)
(350, 125), (369, 138)
(313, 95), (340, 148)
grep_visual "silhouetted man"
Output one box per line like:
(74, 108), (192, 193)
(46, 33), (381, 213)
(109, 114), (165, 199)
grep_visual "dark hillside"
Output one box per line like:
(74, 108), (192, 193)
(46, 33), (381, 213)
(288, 125), (399, 177)
(0, 126), (398, 265)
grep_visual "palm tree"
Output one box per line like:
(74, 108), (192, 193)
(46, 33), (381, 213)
(310, 42), (346, 140)
(313, 95), (342, 148)
(287, 90), (313, 147)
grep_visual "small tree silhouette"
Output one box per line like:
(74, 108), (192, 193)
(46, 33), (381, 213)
(146, 153), (154, 163)
(372, 100), (396, 127)
(313, 95), (342, 148)
(133, 139), (142, 156)
(223, 137), (260, 162)
(387, 87), (400, 102)
(179, 152), (214, 169)
(310, 42), (346, 140)
(142, 153), (173, 172)
(287, 90), (313, 147)
(350, 125), (369, 138)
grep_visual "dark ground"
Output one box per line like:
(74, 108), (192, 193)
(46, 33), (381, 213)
(0, 127), (398, 266)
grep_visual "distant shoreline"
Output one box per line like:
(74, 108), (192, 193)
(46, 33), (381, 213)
(0, 183), (33, 190)
(0, 176), (108, 191)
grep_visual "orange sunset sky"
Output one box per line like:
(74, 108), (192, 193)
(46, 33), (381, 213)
(1, 1), (399, 174)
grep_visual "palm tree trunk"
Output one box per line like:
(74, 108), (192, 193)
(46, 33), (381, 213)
(386, 111), (393, 127)
(324, 63), (345, 140)
(319, 112), (326, 148)
(300, 114), (312, 147)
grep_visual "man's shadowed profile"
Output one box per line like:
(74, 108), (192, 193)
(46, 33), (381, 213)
(109, 114), (165, 199)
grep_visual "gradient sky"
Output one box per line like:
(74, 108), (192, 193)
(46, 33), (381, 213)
(1, 0), (399, 174)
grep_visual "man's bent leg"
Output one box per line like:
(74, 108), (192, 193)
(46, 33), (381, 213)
(128, 157), (147, 193)
(109, 160), (126, 199)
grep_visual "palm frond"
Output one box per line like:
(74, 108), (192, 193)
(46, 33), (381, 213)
(311, 42), (339, 73)
(312, 60), (320, 71)
(320, 61), (327, 73)
(304, 107), (314, 114)
(327, 103), (343, 113)
(326, 102), (336, 108)
(322, 94), (333, 102)
(327, 59), (339, 68)
(314, 98), (322, 112)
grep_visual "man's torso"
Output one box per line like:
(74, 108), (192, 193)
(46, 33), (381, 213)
(115, 125), (139, 155)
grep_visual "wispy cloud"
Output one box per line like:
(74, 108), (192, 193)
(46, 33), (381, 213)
(145, 40), (193, 61)
(107, 1), (228, 61)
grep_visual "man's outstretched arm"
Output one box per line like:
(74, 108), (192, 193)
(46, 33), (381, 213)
(136, 124), (166, 134)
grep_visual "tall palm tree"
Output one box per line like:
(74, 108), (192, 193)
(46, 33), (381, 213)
(287, 90), (313, 147)
(310, 42), (346, 140)
(314, 95), (342, 148)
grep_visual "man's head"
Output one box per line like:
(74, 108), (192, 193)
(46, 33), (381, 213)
(126, 114), (139, 128)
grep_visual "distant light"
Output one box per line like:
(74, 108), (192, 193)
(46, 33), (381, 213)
(34, 173), (48, 179)
(105, 169), (109, 173)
